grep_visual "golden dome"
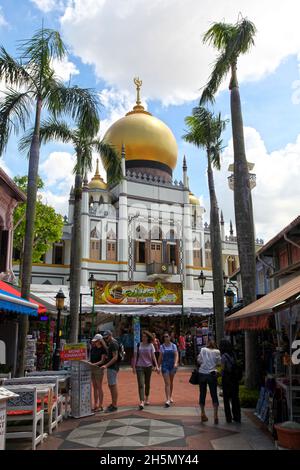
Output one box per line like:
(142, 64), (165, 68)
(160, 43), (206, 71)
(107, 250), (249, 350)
(189, 192), (200, 205)
(89, 159), (107, 190)
(103, 78), (178, 170)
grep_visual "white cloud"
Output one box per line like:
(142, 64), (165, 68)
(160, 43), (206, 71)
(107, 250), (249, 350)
(30, 0), (68, 12)
(59, 0), (300, 105)
(52, 57), (79, 83)
(0, 159), (12, 177)
(98, 87), (145, 137)
(212, 127), (300, 242)
(40, 190), (69, 215)
(0, 7), (8, 27)
(40, 151), (75, 188)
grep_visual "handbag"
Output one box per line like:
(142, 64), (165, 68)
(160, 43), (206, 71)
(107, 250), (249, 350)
(189, 369), (199, 385)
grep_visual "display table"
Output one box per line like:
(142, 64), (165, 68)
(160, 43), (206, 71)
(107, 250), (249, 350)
(276, 376), (300, 422)
(0, 387), (19, 450)
(70, 361), (93, 418)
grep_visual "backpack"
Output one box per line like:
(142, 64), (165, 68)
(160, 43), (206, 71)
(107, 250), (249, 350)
(116, 339), (126, 362)
(224, 353), (243, 382)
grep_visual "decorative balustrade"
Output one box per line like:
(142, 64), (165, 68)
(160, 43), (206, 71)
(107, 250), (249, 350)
(126, 170), (184, 188)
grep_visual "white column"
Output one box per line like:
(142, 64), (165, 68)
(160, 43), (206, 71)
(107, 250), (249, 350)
(118, 145), (128, 281)
(81, 187), (90, 286)
(183, 194), (193, 290)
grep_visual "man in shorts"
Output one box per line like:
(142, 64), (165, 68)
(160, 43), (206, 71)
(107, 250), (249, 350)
(101, 330), (119, 412)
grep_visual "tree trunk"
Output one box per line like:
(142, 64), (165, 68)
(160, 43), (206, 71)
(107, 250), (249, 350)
(230, 64), (258, 388)
(207, 154), (224, 345)
(69, 171), (82, 343)
(17, 97), (42, 377)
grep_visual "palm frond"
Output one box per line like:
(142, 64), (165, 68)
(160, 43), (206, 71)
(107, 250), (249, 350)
(230, 18), (256, 55)
(0, 89), (31, 155)
(200, 50), (232, 104)
(19, 28), (66, 63)
(47, 85), (100, 135)
(18, 118), (75, 154)
(203, 22), (236, 50)
(74, 143), (93, 177)
(183, 106), (227, 171)
(0, 47), (34, 88)
(93, 140), (122, 185)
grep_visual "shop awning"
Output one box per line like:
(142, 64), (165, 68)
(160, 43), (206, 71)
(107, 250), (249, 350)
(225, 274), (300, 332)
(0, 281), (47, 314)
(0, 289), (38, 316)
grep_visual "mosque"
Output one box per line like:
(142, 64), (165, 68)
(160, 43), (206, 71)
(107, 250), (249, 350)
(12, 79), (263, 331)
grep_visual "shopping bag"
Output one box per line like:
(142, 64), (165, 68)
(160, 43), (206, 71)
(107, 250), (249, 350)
(189, 369), (199, 385)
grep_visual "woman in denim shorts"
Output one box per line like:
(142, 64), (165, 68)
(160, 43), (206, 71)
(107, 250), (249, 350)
(158, 332), (179, 407)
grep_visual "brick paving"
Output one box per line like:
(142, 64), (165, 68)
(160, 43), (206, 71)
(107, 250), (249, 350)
(6, 368), (276, 450)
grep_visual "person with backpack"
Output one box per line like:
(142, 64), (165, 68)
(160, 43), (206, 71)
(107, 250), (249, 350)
(132, 330), (159, 410)
(101, 330), (120, 412)
(219, 339), (242, 424)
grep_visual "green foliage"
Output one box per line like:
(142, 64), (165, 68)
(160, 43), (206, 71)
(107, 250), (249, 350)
(239, 385), (259, 408)
(183, 106), (227, 170)
(200, 18), (257, 104)
(13, 174), (44, 192)
(0, 27), (100, 156)
(13, 176), (63, 263)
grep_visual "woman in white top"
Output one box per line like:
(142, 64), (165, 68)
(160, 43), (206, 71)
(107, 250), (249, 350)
(197, 340), (221, 424)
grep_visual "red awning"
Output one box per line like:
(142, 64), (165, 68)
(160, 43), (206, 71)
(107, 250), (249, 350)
(226, 313), (271, 332)
(225, 274), (300, 332)
(0, 281), (47, 314)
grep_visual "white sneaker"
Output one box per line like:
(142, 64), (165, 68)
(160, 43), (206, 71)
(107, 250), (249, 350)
(165, 400), (171, 408)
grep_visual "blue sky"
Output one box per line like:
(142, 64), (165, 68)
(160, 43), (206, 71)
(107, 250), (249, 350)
(1, 0), (300, 241)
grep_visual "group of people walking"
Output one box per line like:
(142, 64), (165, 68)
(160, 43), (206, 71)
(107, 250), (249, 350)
(86, 329), (241, 425)
(197, 339), (241, 424)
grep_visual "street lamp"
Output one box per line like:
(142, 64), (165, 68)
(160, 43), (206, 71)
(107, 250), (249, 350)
(195, 271), (231, 339)
(53, 288), (66, 370)
(197, 270), (206, 294)
(88, 274), (96, 337)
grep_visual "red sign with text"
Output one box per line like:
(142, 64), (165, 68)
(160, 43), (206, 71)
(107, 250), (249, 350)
(60, 343), (87, 361)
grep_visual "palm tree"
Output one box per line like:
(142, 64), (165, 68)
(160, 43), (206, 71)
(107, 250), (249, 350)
(200, 18), (258, 388)
(0, 28), (99, 374)
(20, 118), (122, 342)
(183, 106), (227, 345)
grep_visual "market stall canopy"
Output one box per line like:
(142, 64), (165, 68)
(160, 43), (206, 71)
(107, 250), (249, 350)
(0, 289), (38, 316)
(225, 274), (300, 332)
(0, 281), (47, 314)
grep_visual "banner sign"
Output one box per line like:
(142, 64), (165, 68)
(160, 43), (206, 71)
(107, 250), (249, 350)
(94, 281), (182, 305)
(60, 343), (87, 361)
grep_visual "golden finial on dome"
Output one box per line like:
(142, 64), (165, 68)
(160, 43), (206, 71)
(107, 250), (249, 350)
(134, 77), (142, 106)
(88, 158), (107, 190)
(95, 158), (100, 175)
(126, 77), (151, 116)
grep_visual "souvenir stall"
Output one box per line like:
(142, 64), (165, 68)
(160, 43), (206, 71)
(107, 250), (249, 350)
(226, 275), (300, 436)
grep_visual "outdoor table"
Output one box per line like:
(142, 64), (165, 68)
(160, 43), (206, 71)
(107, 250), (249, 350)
(4, 384), (55, 411)
(5, 383), (55, 438)
(0, 387), (19, 450)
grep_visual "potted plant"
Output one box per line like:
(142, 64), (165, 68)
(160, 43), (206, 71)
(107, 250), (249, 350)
(274, 421), (300, 449)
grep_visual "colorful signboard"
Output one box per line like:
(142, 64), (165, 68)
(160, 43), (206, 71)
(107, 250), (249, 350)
(94, 281), (182, 305)
(60, 343), (87, 361)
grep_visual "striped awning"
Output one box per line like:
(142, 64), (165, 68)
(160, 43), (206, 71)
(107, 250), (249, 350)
(0, 290), (38, 316)
(0, 281), (47, 314)
(225, 274), (300, 331)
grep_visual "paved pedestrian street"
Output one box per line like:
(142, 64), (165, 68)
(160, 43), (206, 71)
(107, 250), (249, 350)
(6, 370), (275, 451)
